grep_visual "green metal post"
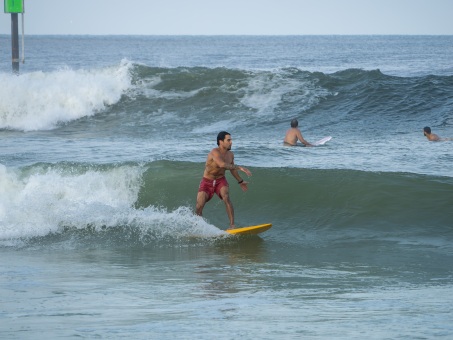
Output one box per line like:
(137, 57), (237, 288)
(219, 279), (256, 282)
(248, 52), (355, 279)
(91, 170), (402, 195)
(5, 0), (24, 73)
(11, 12), (19, 73)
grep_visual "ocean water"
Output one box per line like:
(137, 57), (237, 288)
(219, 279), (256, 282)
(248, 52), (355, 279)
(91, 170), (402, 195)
(1, 35), (453, 339)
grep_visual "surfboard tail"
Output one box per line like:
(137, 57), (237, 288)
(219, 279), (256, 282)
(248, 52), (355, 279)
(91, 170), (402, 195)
(226, 223), (272, 235)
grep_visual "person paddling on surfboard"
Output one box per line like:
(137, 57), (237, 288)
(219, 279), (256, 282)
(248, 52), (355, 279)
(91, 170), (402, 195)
(196, 131), (252, 230)
(283, 118), (313, 147)
(423, 126), (452, 141)
(423, 126), (441, 141)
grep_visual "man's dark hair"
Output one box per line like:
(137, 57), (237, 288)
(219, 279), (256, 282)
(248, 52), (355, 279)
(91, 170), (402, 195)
(217, 131), (230, 145)
(423, 126), (431, 134)
(291, 119), (298, 128)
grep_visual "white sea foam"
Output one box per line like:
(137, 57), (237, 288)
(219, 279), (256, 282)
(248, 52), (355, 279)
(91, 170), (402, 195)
(0, 59), (133, 131)
(0, 164), (222, 241)
(240, 70), (329, 117)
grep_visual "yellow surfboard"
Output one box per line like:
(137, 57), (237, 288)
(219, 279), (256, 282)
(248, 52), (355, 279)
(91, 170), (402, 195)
(226, 223), (272, 236)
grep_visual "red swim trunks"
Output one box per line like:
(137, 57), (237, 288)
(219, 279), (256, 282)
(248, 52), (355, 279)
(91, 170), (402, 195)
(198, 176), (229, 201)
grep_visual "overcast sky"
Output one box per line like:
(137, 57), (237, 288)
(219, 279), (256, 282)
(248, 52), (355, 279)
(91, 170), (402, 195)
(1, 0), (453, 35)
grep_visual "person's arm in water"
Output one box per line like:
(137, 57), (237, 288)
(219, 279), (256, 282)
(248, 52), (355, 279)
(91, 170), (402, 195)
(296, 129), (313, 146)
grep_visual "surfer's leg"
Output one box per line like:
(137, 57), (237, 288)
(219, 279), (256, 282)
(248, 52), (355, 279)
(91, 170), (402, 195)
(196, 177), (215, 216)
(219, 186), (235, 229)
(195, 191), (209, 216)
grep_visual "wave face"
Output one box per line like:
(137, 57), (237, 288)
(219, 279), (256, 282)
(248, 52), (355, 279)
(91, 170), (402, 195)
(3, 63), (453, 134)
(1, 161), (452, 252)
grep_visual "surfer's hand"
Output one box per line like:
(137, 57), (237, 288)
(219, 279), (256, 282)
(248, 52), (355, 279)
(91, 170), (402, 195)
(239, 181), (249, 192)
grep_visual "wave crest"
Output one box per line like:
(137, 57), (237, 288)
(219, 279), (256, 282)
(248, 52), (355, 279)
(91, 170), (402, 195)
(0, 59), (133, 131)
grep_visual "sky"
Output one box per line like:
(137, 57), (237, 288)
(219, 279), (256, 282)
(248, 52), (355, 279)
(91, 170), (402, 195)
(1, 0), (453, 35)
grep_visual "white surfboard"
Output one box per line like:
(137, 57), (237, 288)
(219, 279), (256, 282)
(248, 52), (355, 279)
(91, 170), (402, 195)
(312, 136), (332, 146)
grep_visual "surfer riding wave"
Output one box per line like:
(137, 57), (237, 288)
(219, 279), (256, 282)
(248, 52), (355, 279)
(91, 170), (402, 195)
(196, 131), (252, 229)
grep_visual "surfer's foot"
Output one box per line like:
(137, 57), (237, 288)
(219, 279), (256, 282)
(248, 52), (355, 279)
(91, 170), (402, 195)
(227, 224), (236, 230)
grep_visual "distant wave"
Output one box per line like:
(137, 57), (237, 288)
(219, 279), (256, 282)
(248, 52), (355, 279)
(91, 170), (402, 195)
(95, 65), (453, 133)
(2, 63), (452, 133)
